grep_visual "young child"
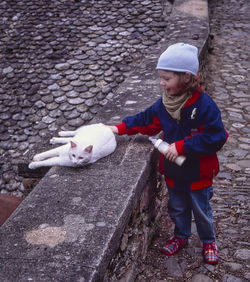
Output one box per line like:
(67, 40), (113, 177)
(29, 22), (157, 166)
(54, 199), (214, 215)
(107, 42), (227, 264)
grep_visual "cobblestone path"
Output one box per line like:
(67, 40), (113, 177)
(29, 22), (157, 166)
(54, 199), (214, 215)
(137, 0), (250, 281)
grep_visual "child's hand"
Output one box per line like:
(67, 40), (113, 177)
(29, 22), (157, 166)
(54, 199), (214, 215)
(164, 143), (178, 162)
(106, 125), (118, 134)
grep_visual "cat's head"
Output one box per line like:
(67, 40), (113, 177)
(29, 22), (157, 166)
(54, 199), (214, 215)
(68, 141), (93, 166)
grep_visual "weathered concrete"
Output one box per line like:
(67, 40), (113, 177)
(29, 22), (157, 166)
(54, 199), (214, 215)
(0, 140), (158, 281)
(0, 0), (210, 281)
(1, 132), (159, 281)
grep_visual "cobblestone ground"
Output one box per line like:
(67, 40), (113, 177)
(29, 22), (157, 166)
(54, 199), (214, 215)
(137, 0), (250, 281)
(0, 0), (170, 195)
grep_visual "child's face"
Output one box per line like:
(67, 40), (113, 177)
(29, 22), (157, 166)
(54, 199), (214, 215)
(158, 70), (181, 95)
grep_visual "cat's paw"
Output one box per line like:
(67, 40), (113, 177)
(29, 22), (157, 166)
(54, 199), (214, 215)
(58, 131), (65, 136)
(33, 154), (42, 161)
(50, 137), (57, 144)
(29, 162), (37, 169)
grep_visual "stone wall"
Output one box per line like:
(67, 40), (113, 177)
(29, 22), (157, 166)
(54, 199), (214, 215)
(104, 171), (167, 281)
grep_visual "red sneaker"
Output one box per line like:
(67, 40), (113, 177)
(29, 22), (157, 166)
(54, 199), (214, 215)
(162, 236), (188, 256)
(203, 242), (219, 264)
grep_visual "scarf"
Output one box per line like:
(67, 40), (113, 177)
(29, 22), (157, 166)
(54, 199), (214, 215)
(162, 90), (191, 121)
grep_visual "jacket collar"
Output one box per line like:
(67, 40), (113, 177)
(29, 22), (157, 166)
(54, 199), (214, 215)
(184, 90), (203, 107)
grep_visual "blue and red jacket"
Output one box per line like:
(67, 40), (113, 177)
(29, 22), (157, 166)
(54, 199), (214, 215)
(115, 91), (228, 191)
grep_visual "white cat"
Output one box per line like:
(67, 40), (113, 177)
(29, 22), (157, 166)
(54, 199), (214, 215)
(28, 123), (117, 169)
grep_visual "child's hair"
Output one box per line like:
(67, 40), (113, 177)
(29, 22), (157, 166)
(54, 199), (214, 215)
(175, 72), (200, 95)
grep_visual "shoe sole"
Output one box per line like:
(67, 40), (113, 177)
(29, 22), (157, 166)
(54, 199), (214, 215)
(203, 258), (219, 264)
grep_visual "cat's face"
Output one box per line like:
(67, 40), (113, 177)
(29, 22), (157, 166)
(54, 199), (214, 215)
(68, 141), (93, 166)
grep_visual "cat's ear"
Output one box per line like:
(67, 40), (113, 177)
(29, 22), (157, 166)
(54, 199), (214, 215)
(70, 141), (77, 148)
(84, 145), (93, 153)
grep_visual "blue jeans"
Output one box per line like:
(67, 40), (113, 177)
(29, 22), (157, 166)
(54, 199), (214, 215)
(167, 186), (215, 243)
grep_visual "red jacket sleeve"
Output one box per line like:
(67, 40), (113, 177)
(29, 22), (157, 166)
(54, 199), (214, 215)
(175, 140), (185, 155)
(115, 116), (162, 136)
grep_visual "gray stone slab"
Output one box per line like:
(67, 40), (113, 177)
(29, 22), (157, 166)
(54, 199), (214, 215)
(0, 259), (94, 282)
(0, 136), (157, 281)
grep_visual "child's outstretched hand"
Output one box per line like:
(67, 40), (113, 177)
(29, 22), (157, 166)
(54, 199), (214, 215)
(106, 125), (118, 134)
(164, 143), (178, 163)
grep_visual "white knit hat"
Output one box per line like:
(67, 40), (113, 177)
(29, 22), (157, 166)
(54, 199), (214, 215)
(156, 43), (199, 75)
